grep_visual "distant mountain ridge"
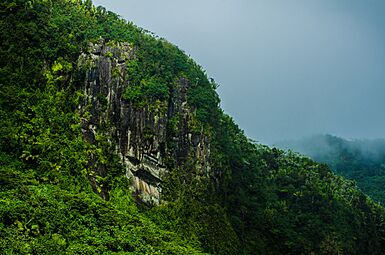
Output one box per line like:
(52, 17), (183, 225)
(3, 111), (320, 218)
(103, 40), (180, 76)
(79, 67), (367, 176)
(2, 1), (385, 254)
(276, 134), (385, 204)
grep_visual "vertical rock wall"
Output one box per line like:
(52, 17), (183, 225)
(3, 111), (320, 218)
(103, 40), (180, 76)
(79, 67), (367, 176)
(78, 40), (210, 204)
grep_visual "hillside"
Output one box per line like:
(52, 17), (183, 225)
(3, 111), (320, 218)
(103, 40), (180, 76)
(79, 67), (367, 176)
(1, 1), (385, 254)
(276, 134), (385, 205)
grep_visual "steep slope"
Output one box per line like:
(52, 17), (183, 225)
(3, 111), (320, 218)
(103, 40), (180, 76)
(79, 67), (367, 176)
(1, 1), (385, 254)
(276, 134), (385, 205)
(78, 39), (210, 203)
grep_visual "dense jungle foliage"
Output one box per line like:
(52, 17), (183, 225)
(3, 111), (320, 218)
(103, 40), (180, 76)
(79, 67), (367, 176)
(277, 134), (385, 205)
(1, 1), (385, 254)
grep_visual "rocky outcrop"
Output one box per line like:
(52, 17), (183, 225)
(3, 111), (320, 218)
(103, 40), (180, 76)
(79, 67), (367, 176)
(77, 39), (210, 204)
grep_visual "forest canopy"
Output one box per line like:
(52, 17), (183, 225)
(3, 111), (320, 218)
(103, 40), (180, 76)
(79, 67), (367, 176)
(1, 1), (385, 254)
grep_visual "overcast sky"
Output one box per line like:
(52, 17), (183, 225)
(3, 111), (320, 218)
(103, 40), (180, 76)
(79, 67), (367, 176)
(93, 0), (385, 144)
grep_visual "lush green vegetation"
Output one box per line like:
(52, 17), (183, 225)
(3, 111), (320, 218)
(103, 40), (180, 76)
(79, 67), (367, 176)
(0, 0), (207, 253)
(277, 134), (385, 205)
(1, 1), (385, 254)
(209, 117), (385, 254)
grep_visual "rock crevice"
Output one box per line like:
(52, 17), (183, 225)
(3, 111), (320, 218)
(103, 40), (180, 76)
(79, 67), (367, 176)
(78, 40), (209, 204)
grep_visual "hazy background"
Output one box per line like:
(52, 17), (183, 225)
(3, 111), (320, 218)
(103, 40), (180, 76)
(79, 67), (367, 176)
(93, 0), (385, 145)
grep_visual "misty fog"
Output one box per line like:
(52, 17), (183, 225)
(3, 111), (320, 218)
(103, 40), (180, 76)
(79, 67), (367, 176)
(276, 134), (385, 162)
(93, 0), (385, 144)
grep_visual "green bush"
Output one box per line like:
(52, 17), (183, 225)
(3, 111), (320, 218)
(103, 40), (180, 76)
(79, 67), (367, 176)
(124, 78), (169, 105)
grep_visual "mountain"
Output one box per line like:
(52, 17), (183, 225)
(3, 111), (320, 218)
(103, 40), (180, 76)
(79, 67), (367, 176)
(1, 1), (385, 254)
(276, 134), (385, 205)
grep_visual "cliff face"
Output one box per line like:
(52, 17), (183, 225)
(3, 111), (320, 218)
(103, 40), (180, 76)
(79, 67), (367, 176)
(78, 40), (210, 203)
(4, 1), (385, 254)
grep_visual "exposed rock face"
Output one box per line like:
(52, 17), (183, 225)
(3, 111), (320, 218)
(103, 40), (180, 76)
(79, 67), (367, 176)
(78, 40), (210, 204)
